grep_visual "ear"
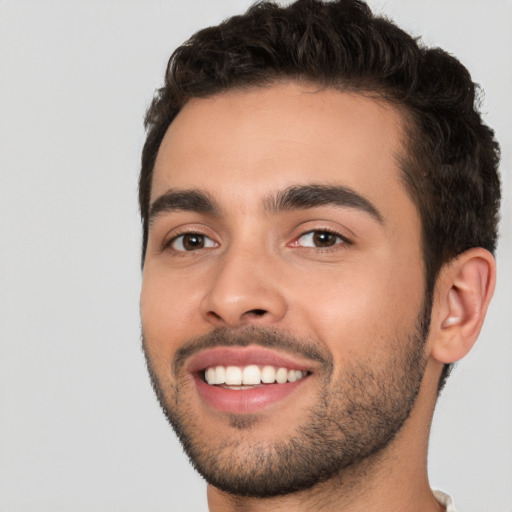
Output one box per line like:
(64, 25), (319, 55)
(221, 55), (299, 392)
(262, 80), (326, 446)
(429, 248), (496, 364)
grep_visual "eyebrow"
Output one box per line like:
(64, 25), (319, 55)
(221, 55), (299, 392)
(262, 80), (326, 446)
(148, 184), (384, 225)
(265, 184), (384, 223)
(148, 189), (219, 224)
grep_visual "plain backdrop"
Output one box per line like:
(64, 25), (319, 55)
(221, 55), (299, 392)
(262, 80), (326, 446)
(0, 1), (510, 511)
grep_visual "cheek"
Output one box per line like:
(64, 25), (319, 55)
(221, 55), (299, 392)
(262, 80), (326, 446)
(290, 255), (425, 359)
(140, 267), (203, 358)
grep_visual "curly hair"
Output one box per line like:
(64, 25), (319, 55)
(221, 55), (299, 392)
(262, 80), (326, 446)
(139, 0), (501, 389)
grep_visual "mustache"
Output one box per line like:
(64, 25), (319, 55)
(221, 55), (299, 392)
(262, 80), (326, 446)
(172, 325), (333, 377)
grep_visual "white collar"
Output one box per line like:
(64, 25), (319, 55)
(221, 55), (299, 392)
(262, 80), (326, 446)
(433, 490), (456, 512)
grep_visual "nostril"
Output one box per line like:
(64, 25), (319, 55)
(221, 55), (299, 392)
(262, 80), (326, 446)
(247, 309), (267, 317)
(205, 308), (268, 326)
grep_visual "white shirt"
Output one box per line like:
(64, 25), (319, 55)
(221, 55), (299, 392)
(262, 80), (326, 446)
(434, 490), (456, 512)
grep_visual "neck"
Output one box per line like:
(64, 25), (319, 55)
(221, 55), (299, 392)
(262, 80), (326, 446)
(207, 361), (444, 512)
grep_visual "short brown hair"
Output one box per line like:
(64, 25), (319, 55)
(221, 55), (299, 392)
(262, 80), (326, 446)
(139, 0), (501, 388)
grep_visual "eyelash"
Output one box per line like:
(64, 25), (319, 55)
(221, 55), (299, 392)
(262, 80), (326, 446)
(164, 228), (351, 254)
(292, 229), (352, 250)
(164, 231), (217, 253)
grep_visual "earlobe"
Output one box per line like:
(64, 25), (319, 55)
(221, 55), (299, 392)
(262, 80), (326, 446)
(431, 248), (496, 364)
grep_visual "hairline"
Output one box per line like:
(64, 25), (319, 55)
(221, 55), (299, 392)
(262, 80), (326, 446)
(142, 79), (426, 261)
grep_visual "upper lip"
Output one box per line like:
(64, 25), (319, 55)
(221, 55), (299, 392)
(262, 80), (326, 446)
(186, 346), (316, 374)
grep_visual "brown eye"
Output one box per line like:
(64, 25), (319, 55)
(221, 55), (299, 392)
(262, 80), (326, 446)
(296, 230), (347, 248)
(312, 231), (337, 247)
(170, 233), (216, 251)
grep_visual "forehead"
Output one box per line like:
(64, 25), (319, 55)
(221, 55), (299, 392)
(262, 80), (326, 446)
(151, 82), (413, 220)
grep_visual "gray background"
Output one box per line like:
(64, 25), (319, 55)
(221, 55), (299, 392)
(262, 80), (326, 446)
(0, 1), (510, 510)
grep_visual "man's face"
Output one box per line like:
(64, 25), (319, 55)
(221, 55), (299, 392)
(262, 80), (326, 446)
(140, 83), (429, 496)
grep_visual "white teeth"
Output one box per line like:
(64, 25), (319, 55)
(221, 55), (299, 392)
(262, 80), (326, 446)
(213, 366), (226, 385)
(242, 365), (261, 385)
(261, 365), (276, 383)
(225, 366), (242, 385)
(204, 365), (307, 386)
(276, 367), (288, 384)
(206, 367), (215, 384)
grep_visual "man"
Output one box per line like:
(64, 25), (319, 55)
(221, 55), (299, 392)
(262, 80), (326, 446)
(138, 1), (501, 510)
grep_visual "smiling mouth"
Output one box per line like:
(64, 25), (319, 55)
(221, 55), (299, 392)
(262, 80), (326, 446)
(203, 364), (310, 388)
(185, 344), (317, 413)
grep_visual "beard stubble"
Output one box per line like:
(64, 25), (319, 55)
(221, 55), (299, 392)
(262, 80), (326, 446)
(142, 305), (430, 498)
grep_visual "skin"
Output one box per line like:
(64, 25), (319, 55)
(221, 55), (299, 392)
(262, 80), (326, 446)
(140, 82), (495, 511)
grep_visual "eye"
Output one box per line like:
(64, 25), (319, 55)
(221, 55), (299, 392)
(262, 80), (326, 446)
(295, 230), (348, 248)
(169, 233), (217, 251)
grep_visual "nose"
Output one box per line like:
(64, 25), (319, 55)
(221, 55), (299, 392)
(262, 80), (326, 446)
(200, 247), (287, 328)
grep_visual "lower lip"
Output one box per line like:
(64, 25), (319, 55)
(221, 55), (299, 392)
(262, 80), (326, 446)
(194, 375), (309, 414)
